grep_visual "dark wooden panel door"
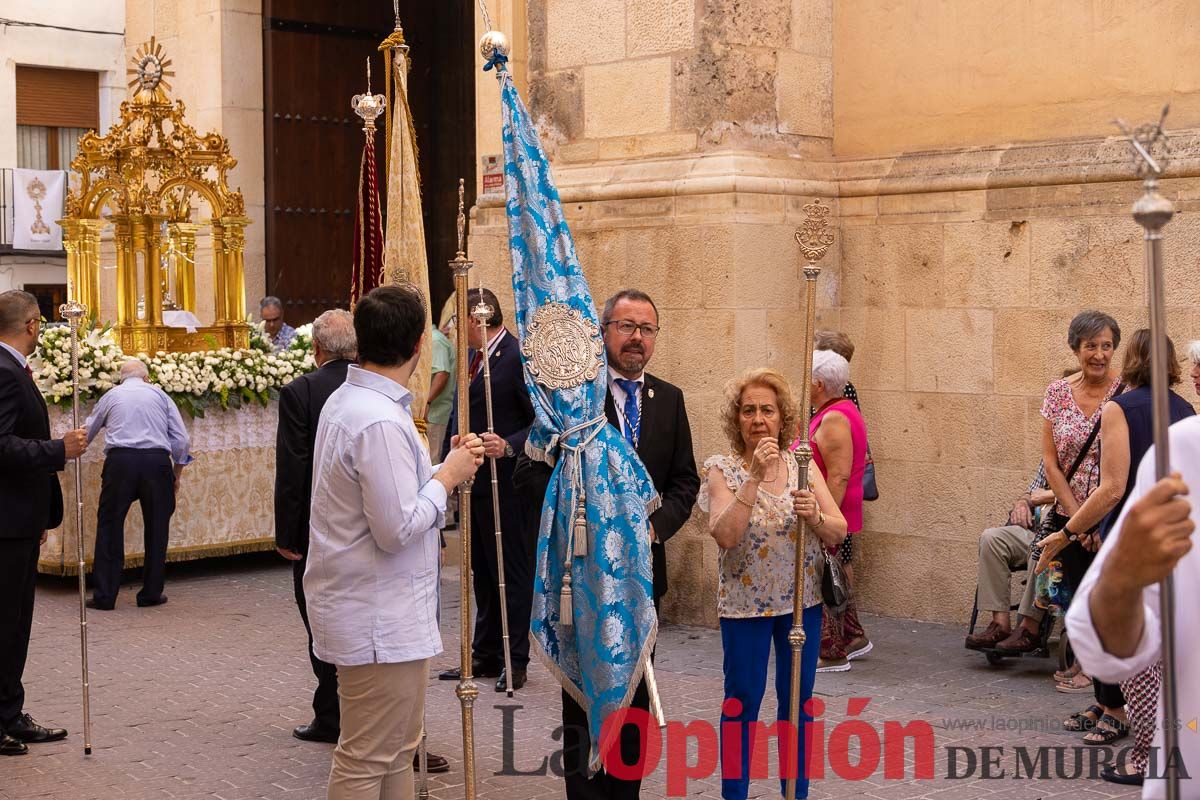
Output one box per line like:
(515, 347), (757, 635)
(263, 1), (475, 327)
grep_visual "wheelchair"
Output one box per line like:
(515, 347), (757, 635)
(966, 562), (1074, 671)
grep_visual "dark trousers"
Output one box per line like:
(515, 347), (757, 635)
(0, 537), (40, 729)
(92, 448), (175, 606)
(561, 596), (660, 800)
(1095, 678), (1126, 709)
(470, 489), (535, 670)
(562, 679), (651, 800)
(293, 558), (340, 730)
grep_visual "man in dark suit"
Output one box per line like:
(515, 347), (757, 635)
(0, 290), (89, 756)
(437, 288), (535, 693)
(514, 288), (700, 799)
(273, 308), (451, 772)
(274, 309), (356, 745)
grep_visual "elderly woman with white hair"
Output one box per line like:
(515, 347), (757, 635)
(803, 349), (870, 672)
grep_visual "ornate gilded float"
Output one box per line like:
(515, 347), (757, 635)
(60, 37), (251, 354)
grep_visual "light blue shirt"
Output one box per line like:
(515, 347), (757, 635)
(84, 377), (193, 465)
(304, 365), (447, 666)
(0, 341), (28, 369)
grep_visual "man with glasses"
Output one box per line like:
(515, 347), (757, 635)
(0, 290), (89, 755)
(560, 287), (701, 799)
(259, 296), (296, 351)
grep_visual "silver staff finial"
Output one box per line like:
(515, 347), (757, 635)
(1113, 105), (1171, 178)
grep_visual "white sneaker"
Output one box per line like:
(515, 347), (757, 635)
(816, 656), (850, 673)
(846, 638), (873, 661)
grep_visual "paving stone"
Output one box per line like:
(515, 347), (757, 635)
(1, 555), (1139, 800)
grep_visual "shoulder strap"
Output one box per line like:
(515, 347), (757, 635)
(1063, 383), (1124, 482)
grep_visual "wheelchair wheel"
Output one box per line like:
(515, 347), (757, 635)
(985, 650), (1005, 666)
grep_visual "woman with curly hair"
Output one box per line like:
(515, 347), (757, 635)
(700, 367), (847, 800)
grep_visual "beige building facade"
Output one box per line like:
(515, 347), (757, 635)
(24, 0), (1200, 626)
(467, 0), (1200, 627)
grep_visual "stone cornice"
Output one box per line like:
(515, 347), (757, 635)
(475, 129), (1200, 208)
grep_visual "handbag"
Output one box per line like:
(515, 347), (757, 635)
(862, 445), (879, 502)
(821, 549), (849, 611)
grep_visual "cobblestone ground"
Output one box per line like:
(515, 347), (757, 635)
(3, 555), (1140, 800)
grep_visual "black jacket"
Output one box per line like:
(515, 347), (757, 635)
(445, 329), (535, 490)
(513, 371), (699, 599)
(0, 346), (65, 539)
(273, 359), (352, 554)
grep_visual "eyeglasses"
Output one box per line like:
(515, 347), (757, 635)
(604, 320), (660, 340)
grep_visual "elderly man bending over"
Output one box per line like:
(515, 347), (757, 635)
(85, 359), (192, 610)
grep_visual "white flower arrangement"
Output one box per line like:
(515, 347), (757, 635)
(34, 321), (316, 417)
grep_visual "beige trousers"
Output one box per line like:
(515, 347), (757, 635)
(976, 525), (1043, 622)
(328, 659), (428, 800)
(426, 422), (448, 466)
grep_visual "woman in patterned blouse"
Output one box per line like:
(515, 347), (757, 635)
(699, 367), (846, 800)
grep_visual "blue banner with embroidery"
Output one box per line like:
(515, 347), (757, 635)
(493, 66), (660, 771)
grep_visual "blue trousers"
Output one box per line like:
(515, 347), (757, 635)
(720, 605), (823, 800)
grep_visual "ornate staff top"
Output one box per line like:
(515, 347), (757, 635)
(1114, 105), (1171, 178)
(794, 199), (835, 270)
(59, 299), (88, 328)
(456, 179), (467, 258)
(351, 58), (386, 134)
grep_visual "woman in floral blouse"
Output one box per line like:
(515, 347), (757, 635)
(699, 367), (846, 800)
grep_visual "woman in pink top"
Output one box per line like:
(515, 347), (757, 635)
(805, 349), (869, 672)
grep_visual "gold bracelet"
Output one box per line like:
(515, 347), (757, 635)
(734, 487), (755, 508)
(815, 510), (825, 529)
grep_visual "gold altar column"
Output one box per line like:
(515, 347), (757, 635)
(60, 219), (102, 315)
(210, 218), (230, 325)
(140, 214), (166, 327)
(170, 222), (199, 312)
(111, 218), (137, 327)
(219, 217), (250, 325)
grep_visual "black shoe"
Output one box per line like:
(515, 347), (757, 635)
(7, 714), (67, 744)
(292, 723), (339, 744)
(137, 595), (168, 608)
(1101, 765), (1144, 786)
(414, 751), (450, 773)
(495, 668), (527, 693)
(85, 598), (114, 611)
(0, 734), (27, 756)
(439, 660), (502, 681)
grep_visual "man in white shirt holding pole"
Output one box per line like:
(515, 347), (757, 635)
(304, 285), (483, 800)
(1066, 415), (1200, 800)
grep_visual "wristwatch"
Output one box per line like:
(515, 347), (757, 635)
(503, 441), (515, 459)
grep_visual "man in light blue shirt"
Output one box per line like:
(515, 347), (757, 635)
(84, 359), (192, 610)
(304, 285), (482, 798)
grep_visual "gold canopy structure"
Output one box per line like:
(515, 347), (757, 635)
(60, 37), (251, 354)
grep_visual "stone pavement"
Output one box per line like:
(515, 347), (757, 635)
(3, 555), (1142, 800)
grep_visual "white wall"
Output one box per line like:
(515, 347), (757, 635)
(0, 1), (125, 290)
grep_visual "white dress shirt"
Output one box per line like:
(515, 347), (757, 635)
(85, 377), (193, 464)
(304, 366), (447, 666)
(1066, 415), (1200, 800)
(0, 341), (28, 369)
(607, 368), (644, 442)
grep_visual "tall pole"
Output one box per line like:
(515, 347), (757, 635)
(450, 179), (478, 800)
(784, 200), (834, 800)
(60, 298), (93, 756)
(1117, 107), (1180, 800)
(469, 294), (517, 697)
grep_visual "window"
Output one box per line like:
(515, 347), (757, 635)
(15, 66), (99, 170)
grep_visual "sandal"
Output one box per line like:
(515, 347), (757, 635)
(1055, 663), (1081, 683)
(1055, 672), (1093, 693)
(1063, 704), (1103, 732)
(1083, 714), (1130, 746)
